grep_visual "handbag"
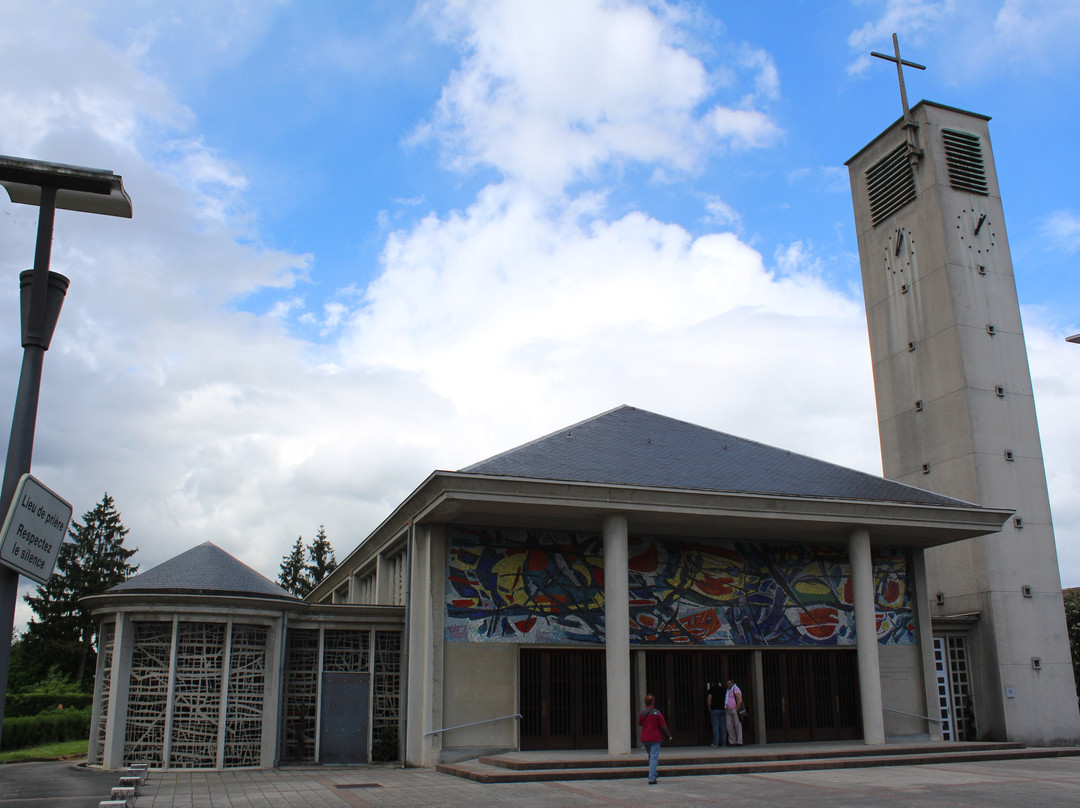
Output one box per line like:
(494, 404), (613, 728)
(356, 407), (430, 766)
(737, 705), (748, 721)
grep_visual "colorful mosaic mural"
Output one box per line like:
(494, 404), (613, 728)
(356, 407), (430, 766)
(444, 526), (914, 646)
(446, 527), (606, 643)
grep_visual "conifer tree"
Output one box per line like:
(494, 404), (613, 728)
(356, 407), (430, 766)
(307, 525), (337, 588)
(1065, 588), (1080, 695)
(277, 526), (338, 598)
(22, 493), (138, 687)
(278, 536), (312, 597)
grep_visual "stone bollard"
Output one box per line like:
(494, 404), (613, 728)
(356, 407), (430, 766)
(109, 785), (137, 804)
(118, 775), (141, 795)
(98, 801), (129, 808)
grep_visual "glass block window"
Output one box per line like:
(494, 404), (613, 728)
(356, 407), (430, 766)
(373, 630), (402, 735)
(169, 622), (226, 768)
(124, 622), (173, 766)
(223, 624), (267, 768)
(324, 629), (369, 673)
(282, 629), (319, 763)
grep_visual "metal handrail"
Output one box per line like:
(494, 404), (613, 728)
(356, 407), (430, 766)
(423, 713), (523, 738)
(883, 707), (946, 724)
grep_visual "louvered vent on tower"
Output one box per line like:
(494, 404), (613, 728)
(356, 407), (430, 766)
(865, 142), (915, 226)
(942, 129), (988, 195)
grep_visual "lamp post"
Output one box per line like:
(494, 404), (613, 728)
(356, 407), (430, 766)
(0, 156), (131, 741)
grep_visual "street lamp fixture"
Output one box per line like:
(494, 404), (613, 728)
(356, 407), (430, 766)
(0, 155), (131, 742)
(0, 155), (132, 217)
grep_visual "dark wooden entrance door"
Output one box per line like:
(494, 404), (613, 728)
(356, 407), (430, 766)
(643, 650), (752, 746)
(762, 650), (861, 742)
(519, 649), (606, 750)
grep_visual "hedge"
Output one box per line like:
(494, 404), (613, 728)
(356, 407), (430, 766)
(4, 693), (94, 718)
(1, 707), (92, 751)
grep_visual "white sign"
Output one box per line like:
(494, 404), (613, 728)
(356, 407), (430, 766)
(0, 474), (72, 584)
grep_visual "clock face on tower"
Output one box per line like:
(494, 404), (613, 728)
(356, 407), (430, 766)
(885, 226), (915, 292)
(957, 207), (996, 269)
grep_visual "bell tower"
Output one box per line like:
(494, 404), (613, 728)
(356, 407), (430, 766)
(846, 37), (1080, 744)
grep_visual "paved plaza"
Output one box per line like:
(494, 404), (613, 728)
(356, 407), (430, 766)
(137, 756), (1080, 808)
(4, 756), (1080, 807)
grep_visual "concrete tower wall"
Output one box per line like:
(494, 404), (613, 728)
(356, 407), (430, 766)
(847, 101), (1080, 744)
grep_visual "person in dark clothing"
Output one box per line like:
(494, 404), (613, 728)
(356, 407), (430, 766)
(706, 681), (727, 747)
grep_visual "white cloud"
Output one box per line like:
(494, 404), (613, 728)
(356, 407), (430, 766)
(704, 196), (741, 228)
(738, 45), (781, 102)
(336, 181), (873, 478)
(847, 0), (1080, 78)
(706, 107), (781, 150)
(414, 0), (780, 189)
(774, 241), (824, 277)
(847, 0), (953, 73)
(1040, 210), (1080, 255)
(1024, 312), (1080, 587)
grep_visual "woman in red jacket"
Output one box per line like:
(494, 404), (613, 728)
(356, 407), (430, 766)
(637, 694), (672, 784)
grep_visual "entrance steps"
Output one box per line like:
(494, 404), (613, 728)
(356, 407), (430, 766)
(436, 741), (1080, 783)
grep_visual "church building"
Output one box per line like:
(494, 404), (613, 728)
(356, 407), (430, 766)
(310, 405), (1010, 765)
(82, 51), (1080, 768)
(86, 406), (1009, 768)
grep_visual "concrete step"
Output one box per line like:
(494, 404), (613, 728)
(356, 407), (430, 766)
(476, 741), (1022, 770)
(436, 743), (1080, 783)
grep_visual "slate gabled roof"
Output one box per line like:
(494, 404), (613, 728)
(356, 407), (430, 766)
(461, 405), (972, 508)
(107, 541), (297, 600)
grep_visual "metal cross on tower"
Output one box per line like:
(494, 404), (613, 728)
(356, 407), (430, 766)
(872, 33), (927, 169)
(871, 33), (926, 124)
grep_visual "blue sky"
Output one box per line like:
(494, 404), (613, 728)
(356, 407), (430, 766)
(1, 0), (1079, 629)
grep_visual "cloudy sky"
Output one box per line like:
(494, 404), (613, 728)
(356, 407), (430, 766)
(2, 0), (1078, 629)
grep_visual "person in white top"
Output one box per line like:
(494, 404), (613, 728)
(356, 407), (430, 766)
(724, 679), (744, 746)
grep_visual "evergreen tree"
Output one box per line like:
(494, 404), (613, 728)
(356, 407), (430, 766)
(1065, 588), (1080, 696)
(276, 526), (338, 598)
(307, 525), (337, 588)
(278, 536), (313, 597)
(21, 493), (138, 688)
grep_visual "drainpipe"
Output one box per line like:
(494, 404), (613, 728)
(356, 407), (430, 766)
(399, 519), (414, 766)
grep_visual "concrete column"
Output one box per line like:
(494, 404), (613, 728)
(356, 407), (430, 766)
(849, 528), (885, 744)
(751, 650), (766, 744)
(87, 619), (111, 765)
(603, 514), (631, 755)
(161, 616), (179, 768)
(911, 549), (944, 741)
(216, 618), (234, 768)
(406, 524), (447, 767)
(262, 614), (286, 767)
(375, 553), (394, 604)
(102, 612), (133, 770)
(633, 650), (647, 749)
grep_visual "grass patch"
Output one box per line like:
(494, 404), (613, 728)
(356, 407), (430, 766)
(0, 738), (88, 764)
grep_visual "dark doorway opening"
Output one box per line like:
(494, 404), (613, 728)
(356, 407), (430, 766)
(643, 650), (753, 746)
(762, 649), (861, 742)
(520, 649), (606, 750)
